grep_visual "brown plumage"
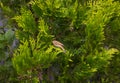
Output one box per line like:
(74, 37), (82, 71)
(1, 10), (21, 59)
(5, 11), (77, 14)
(52, 40), (65, 51)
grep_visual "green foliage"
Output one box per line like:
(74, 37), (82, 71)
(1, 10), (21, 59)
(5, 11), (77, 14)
(0, 29), (16, 82)
(1, 0), (120, 82)
(0, 0), (30, 82)
(13, 12), (68, 81)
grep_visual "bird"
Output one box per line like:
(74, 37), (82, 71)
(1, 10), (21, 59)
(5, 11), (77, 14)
(52, 40), (65, 52)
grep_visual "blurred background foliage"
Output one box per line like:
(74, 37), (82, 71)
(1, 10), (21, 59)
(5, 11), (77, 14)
(0, 0), (120, 83)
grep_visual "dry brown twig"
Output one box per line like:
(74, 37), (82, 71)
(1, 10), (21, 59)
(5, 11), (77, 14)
(52, 40), (65, 52)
